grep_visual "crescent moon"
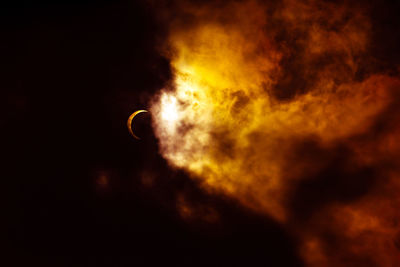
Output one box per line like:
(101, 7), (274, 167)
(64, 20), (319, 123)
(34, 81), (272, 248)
(127, 110), (148, 140)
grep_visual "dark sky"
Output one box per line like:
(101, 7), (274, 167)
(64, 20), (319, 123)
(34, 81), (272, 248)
(3, 0), (400, 266)
(3, 1), (300, 266)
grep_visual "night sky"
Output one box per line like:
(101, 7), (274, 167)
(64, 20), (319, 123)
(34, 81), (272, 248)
(3, 0), (400, 266)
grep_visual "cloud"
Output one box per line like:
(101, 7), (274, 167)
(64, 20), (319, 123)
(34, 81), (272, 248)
(148, 0), (400, 265)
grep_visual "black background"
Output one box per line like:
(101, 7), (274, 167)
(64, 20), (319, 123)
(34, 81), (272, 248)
(3, 0), (399, 266)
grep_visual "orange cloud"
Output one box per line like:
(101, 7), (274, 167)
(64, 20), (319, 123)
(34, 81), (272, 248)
(149, 0), (400, 265)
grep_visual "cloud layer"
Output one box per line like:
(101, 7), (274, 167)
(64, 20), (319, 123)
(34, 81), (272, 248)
(149, 0), (400, 265)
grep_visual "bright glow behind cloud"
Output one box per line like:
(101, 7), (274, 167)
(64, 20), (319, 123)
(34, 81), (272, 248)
(149, 0), (400, 265)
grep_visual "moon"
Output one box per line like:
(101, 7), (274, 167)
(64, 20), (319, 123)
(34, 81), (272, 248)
(127, 110), (148, 140)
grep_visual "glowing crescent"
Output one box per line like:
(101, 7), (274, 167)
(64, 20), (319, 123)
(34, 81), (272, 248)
(127, 110), (148, 140)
